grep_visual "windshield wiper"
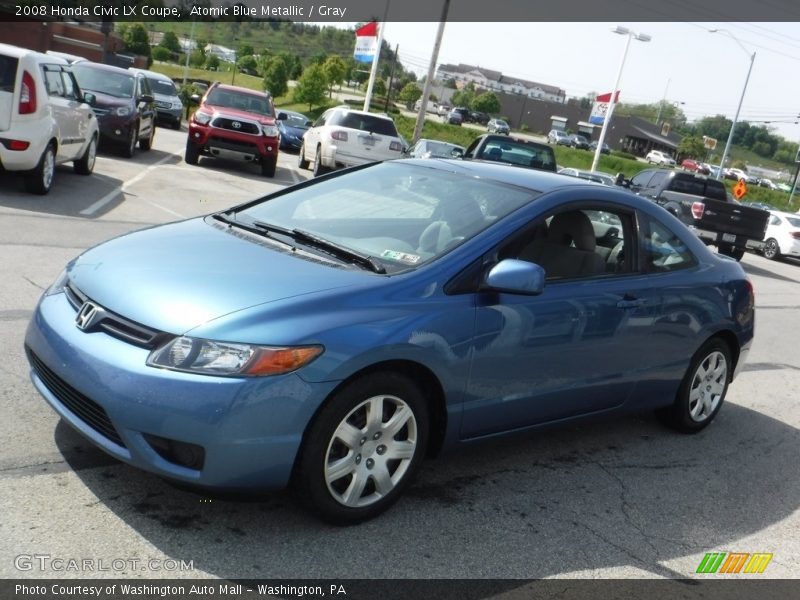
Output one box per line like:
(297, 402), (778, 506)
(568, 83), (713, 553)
(252, 221), (386, 274)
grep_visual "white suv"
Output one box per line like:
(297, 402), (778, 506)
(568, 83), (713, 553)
(299, 107), (404, 177)
(0, 43), (99, 194)
(645, 150), (676, 166)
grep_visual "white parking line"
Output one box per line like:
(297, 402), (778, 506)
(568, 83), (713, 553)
(79, 152), (180, 216)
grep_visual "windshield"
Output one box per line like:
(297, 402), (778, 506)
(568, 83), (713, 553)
(148, 77), (177, 96)
(72, 65), (134, 98)
(235, 162), (537, 272)
(284, 114), (310, 128)
(205, 88), (273, 116)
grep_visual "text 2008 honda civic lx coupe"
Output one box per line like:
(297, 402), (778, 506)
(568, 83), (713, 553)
(25, 159), (754, 523)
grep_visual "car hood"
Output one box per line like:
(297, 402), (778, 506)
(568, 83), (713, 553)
(89, 91), (133, 109)
(280, 124), (308, 137)
(67, 217), (368, 334)
(203, 104), (276, 126)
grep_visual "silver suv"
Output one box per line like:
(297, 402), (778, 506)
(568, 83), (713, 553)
(299, 107), (404, 177)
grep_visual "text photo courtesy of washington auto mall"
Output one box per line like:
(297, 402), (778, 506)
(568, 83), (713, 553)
(1, 0), (800, 599)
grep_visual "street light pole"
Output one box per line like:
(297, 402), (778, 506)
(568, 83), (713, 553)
(710, 29), (755, 180)
(590, 26), (650, 172)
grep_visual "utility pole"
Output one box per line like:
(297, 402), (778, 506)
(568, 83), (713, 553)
(384, 44), (399, 113)
(363, 0), (390, 112)
(413, 0), (450, 144)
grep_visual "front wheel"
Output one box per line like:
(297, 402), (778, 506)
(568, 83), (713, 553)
(763, 238), (780, 260)
(139, 123), (155, 151)
(294, 372), (429, 523)
(261, 155), (277, 177)
(298, 142), (309, 169)
(184, 140), (200, 165)
(657, 338), (731, 433)
(122, 124), (138, 158)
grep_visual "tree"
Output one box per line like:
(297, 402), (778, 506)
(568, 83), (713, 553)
(159, 31), (181, 54)
(205, 54), (220, 71)
(294, 64), (328, 109)
(676, 135), (706, 160)
(361, 78), (386, 97)
(151, 47), (171, 63)
(322, 56), (347, 97)
(472, 91), (501, 114)
(263, 56), (289, 98)
(397, 82), (422, 107)
(190, 49), (206, 68)
(451, 87), (476, 109)
(237, 43), (255, 58)
(237, 55), (258, 75)
(122, 24), (151, 64)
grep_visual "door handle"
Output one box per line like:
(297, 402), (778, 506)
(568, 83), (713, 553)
(616, 298), (647, 309)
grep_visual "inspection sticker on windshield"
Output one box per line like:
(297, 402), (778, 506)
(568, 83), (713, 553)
(381, 250), (421, 264)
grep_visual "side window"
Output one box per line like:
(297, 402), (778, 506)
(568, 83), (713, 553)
(647, 171), (669, 190)
(641, 214), (697, 272)
(140, 76), (151, 96)
(43, 67), (65, 97)
(501, 207), (632, 281)
(630, 171), (653, 188)
(464, 138), (480, 158)
(313, 111), (329, 128)
(61, 69), (78, 100)
(769, 215), (781, 226)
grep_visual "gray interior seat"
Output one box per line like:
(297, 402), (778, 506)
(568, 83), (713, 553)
(520, 211), (605, 279)
(417, 196), (484, 255)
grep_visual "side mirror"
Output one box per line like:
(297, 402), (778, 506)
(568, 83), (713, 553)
(614, 172), (630, 188)
(189, 94), (201, 105)
(139, 94), (154, 104)
(450, 148), (464, 158)
(82, 92), (96, 106)
(276, 112), (287, 120)
(483, 259), (545, 296)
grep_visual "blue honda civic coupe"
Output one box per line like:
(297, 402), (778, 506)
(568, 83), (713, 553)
(25, 159), (754, 523)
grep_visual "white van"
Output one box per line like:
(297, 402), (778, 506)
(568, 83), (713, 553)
(0, 43), (99, 194)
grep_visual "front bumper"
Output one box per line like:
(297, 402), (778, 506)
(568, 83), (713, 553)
(156, 106), (182, 125)
(96, 115), (136, 145)
(188, 122), (278, 164)
(24, 292), (337, 489)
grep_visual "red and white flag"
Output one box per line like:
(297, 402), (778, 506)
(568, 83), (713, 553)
(589, 91), (621, 125)
(354, 22), (378, 63)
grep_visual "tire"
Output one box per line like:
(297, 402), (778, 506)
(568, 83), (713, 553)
(184, 139), (200, 165)
(657, 338), (731, 433)
(718, 244), (745, 261)
(763, 238), (780, 260)
(139, 124), (155, 151)
(24, 144), (56, 195)
(172, 119), (182, 131)
(294, 372), (429, 524)
(298, 142), (310, 169)
(122, 124), (138, 158)
(73, 135), (97, 176)
(261, 155), (277, 178)
(313, 146), (329, 177)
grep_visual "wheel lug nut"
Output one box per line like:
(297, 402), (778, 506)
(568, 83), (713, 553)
(373, 432), (381, 440)
(366, 458), (374, 469)
(360, 437), (367, 446)
(376, 445), (386, 455)
(355, 454), (361, 464)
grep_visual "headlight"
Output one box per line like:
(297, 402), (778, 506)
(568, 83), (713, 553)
(44, 269), (68, 297)
(193, 111), (212, 125)
(261, 125), (279, 137)
(114, 106), (131, 117)
(147, 336), (323, 377)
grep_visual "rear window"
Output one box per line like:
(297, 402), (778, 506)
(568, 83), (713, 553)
(671, 175), (727, 201)
(329, 111), (399, 137)
(0, 55), (18, 93)
(477, 139), (556, 171)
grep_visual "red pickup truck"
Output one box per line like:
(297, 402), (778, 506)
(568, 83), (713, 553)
(185, 82), (280, 177)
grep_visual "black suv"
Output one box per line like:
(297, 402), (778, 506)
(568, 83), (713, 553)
(463, 134), (557, 172)
(72, 62), (156, 158)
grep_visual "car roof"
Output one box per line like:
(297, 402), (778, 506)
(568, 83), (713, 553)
(771, 210), (799, 219)
(72, 61), (134, 76)
(329, 106), (393, 121)
(0, 43), (67, 64)
(129, 68), (173, 81)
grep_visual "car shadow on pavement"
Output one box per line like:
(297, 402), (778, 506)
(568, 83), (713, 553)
(55, 401), (799, 581)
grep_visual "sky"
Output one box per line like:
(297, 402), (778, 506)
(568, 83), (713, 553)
(356, 21), (800, 142)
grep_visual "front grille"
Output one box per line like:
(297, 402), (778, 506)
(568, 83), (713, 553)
(26, 347), (126, 448)
(65, 282), (166, 349)
(208, 136), (260, 153)
(211, 116), (260, 135)
(156, 100), (172, 109)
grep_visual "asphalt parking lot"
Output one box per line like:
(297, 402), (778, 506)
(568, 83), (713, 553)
(1, 127), (799, 580)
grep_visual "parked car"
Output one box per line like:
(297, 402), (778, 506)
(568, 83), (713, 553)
(451, 107), (470, 122)
(487, 118), (510, 135)
(558, 167), (615, 186)
(406, 138), (465, 159)
(185, 82), (279, 177)
(436, 104), (450, 116)
(547, 129), (571, 145)
(695, 162), (712, 175)
(568, 134), (590, 150)
(776, 182), (793, 193)
(25, 159), (755, 523)
(589, 140), (611, 154)
(681, 158), (701, 172)
(741, 201), (775, 211)
(468, 111), (489, 125)
(0, 43), (99, 194)
(299, 106), (404, 177)
(757, 178), (778, 190)
(276, 110), (311, 151)
(463, 134), (556, 172)
(129, 68), (182, 130)
(645, 150), (676, 166)
(71, 61), (156, 158)
(445, 108), (463, 125)
(761, 210), (800, 260)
